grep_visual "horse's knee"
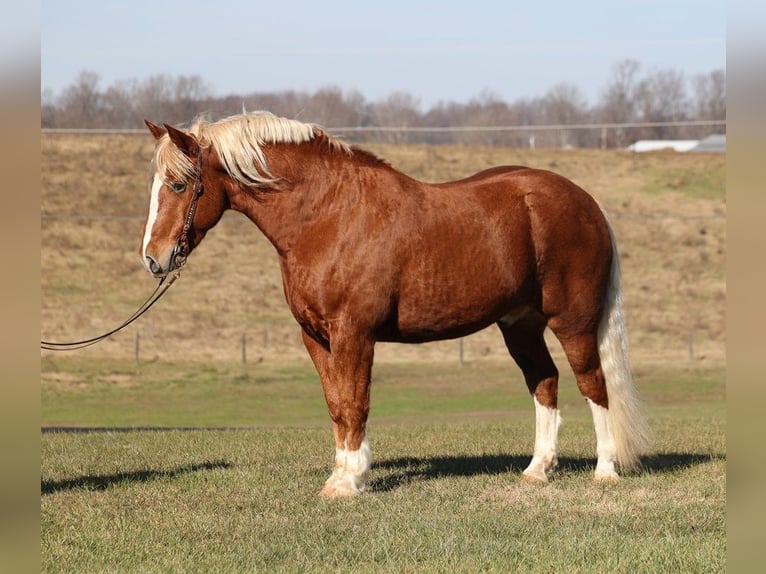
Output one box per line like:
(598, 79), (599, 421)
(555, 332), (608, 408)
(530, 375), (559, 409)
(575, 368), (608, 408)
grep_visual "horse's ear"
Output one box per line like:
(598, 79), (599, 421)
(144, 120), (166, 140)
(164, 124), (200, 157)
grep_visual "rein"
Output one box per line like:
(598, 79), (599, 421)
(41, 270), (181, 351)
(41, 154), (204, 351)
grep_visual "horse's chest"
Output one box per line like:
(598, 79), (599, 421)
(279, 276), (330, 341)
(278, 258), (343, 341)
(279, 252), (395, 340)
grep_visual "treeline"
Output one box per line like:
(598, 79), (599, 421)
(41, 59), (725, 148)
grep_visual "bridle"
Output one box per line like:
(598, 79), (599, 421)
(40, 153), (205, 351)
(172, 153), (205, 270)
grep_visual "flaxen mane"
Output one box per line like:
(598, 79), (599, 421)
(153, 111), (352, 187)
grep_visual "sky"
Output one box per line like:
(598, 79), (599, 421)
(41, 0), (726, 109)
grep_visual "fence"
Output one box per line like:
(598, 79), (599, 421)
(127, 326), (713, 367)
(41, 119), (726, 149)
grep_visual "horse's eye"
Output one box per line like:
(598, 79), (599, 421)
(169, 181), (187, 194)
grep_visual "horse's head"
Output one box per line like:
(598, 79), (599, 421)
(140, 121), (227, 278)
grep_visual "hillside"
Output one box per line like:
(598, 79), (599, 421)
(41, 135), (725, 370)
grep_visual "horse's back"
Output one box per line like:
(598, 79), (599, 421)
(389, 165), (612, 339)
(436, 165), (530, 186)
(441, 165), (610, 248)
(429, 165), (610, 257)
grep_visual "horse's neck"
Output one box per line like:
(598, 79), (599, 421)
(226, 143), (355, 255)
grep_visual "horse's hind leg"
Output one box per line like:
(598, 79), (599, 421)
(498, 308), (561, 483)
(550, 327), (619, 482)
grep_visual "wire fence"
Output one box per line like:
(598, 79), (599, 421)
(41, 119), (726, 148)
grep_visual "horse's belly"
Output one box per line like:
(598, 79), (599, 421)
(378, 318), (496, 344)
(382, 284), (520, 343)
(382, 237), (534, 342)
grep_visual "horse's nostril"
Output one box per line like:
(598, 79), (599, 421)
(146, 255), (162, 275)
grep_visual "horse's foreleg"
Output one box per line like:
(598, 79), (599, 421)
(301, 328), (374, 497)
(498, 312), (561, 483)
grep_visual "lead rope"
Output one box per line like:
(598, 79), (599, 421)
(40, 269), (182, 351)
(42, 154), (203, 352)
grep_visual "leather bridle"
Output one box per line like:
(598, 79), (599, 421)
(172, 153), (205, 271)
(40, 154), (204, 351)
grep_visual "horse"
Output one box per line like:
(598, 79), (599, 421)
(140, 111), (650, 497)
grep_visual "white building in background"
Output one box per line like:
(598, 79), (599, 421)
(691, 134), (726, 153)
(627, 140), (700, 152)
(626, 134), (726, 153)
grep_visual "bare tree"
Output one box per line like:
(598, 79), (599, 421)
(460, 90), (518, 146)
(421, 101), (462, 144)
(693, 69), (726, 121)
(634, 68), (690, 138)
(42, 60), (724, 146)
(298, 86), (366, 128)
(541, 83), (589, 147)
(597, 59), (641, 147)
(228, 90), (310, 119)
(370, 91), (421, 143)
(172, 75), (213, 121)
(101, 78), (141, 127)
(41, 88), (57, 127)
(57, 70), (102, 127)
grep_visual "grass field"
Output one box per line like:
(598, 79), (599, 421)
(42, 360), (725, 573)
(41, 135), (726, 572)
(42, 357), (724, 429)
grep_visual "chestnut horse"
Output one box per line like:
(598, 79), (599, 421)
(140, 111), (650, 496)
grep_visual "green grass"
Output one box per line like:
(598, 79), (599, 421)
(41, 357), (724, 427)
(42, 422), (725, 573)
(41, 360), (725, 572)
(639, 163), (726, 199)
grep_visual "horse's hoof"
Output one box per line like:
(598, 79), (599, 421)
(520, 471), (548, 484)
(593, 472), (620, 484)
(320, 485), (357, 498)
(320, 477), (364, 498)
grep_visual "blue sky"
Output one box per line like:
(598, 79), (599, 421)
(41, 0), (725, 108)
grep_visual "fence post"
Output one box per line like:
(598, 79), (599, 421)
(688, 328), (694, 360)
(458, 338), (464, 367)
(135, 332), (140, 365)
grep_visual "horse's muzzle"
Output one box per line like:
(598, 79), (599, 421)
(144, 244), (185, 279)
(145, 255), (164, 277)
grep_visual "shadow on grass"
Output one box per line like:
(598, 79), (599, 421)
(41, 461), (232, 496)
(370, 452), (723, 492)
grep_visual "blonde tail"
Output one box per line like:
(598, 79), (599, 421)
(597, 216), (651, 472)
